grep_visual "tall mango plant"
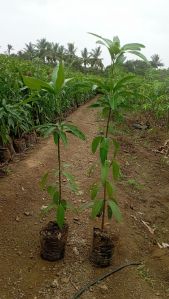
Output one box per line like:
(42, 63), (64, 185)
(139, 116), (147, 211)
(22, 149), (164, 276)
(88, 33), (147, 267)
(23, 61), (85, 261)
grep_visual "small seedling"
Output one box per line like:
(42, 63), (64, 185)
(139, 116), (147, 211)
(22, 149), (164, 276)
(23, 61), (85, 229)
(88, 32), (147, 231)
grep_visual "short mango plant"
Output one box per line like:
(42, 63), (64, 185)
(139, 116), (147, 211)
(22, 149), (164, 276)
(23, 61), (85, 261)
(88, 33), (147, 267)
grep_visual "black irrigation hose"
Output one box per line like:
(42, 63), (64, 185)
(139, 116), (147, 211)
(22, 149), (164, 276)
(72, 261), (141, 299)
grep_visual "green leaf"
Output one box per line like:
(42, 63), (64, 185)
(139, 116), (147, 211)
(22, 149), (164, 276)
(88, 78), (105, 90)
(116, 53), (126, 64)
(79, 201), (94, 212)
(59, 131), (68, 146)
(53, 132), (59, 145)
(53, 191), (60, 204)
(39, 172), (48, 189)
(96, 40), (108, 47)
(112, 160), (120, 180)
(91, 199), (104, 219)
(63, 123), (85, 140)
(38, 124), (56, 137)
(47, 185), (56, 197)
(106, 181), (114, 198)
(92, 136), (102, 153)
(108, 200), (122, 222)
(107, 205), (113, 219)
(100, 137), (109, 165)
(23, 76), (54, 93)
(122, 43), (145, 51)
(51, 66), (58, 85)
(64, 78), (73, 86)
(89, 102), (101, 108)
(113, 139), (120, 158)
(101, 160), (110, 184)
(113, 75), (135, 93)
(57, 204), (65, 229)
(100, 147), (107, 165)
(63, 171), (78, 193)
(88, 32), (113, 48)
(54, 61), (65, 92)
(128, 50), (148, 62)
(61, 199), (67, 210)
(109, 97), (116, 111)
(90, 183), (99, 200)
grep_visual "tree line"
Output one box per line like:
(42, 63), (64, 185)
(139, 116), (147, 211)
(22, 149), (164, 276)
(1, 39), (165, 75)
(2, 39), (103, 72)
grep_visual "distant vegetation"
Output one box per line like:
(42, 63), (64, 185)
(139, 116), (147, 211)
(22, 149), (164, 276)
(0, 37), (169, 148)
(0, 39), (166, 74)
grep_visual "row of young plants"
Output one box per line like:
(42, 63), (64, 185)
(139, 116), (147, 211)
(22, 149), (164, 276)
(136, 71), (169, 127)
(0, 50), (168, 157)
(22, 33), (148, 267)
(119, 65), (169, 128)
(0, 55), (97, 163)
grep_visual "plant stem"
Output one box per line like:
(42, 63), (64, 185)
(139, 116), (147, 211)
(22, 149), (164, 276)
(101, 181), (107, 230)
(101, 58), (115, 231)
(111, 60), (115, 78)
(101, 108), (111, 231)
(105, 108), (111, 138)
(58, 136), (62, 203)
(57, 93), (62, 203)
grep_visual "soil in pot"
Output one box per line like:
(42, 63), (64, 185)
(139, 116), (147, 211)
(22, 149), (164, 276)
(40, 221), (68, 261)
(90, 227), (114, 267)
(0, 168), (7, 178)
(7, 138), (16, 158)
(24, 132), (37, 147)
(13, 138), (27, 153)
(0, 148), (11, 163)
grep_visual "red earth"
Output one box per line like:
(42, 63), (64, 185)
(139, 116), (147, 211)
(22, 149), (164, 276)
(0, 99), (169, 299)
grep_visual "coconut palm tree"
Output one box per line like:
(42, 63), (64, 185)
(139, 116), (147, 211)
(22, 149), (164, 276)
(89, 46), (103, 69)
(51, 42), (59, 63)
(67, 43), (77, 56)
(150, 54), (164, 68)
(36, 38), (48, 62)
(45, 42), (53, 64)
(65, 43), (77, 66)
(57, 45), (66, 60)
(17, 50), (23, 57)
(7, 44), (14, 55)
(24, 42), (35, 60)
(81, 47), (90, 69)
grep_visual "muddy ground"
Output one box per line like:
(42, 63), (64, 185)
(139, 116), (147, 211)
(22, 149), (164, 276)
(0, 99), (169, 299)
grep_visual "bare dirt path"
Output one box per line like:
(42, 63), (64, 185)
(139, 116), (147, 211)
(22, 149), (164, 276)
(0, 99), (169, 299)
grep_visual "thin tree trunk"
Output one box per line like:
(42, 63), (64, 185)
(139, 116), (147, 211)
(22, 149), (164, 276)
(101, 108), (111, 231)
(58, 137), (62, 202)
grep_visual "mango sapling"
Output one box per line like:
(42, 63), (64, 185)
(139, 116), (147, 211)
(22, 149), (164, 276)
(88, 33), (147, 267)
(23, 61), (85, 260)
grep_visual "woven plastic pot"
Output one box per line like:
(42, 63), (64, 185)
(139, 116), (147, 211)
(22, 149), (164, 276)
(13, 138), (26, 153)
(90, 227), (114, 267)
(0, 148), (11, 163)
(40, 221), (68, 261)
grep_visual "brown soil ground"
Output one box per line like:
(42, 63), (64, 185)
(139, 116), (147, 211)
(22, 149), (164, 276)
(0, 98), (169, 299)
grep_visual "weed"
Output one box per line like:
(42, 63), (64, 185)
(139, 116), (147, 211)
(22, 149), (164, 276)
(127, 179), (144, 190)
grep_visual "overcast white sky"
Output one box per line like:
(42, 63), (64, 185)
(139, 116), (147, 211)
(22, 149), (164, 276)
(0, 0), (169, 66)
